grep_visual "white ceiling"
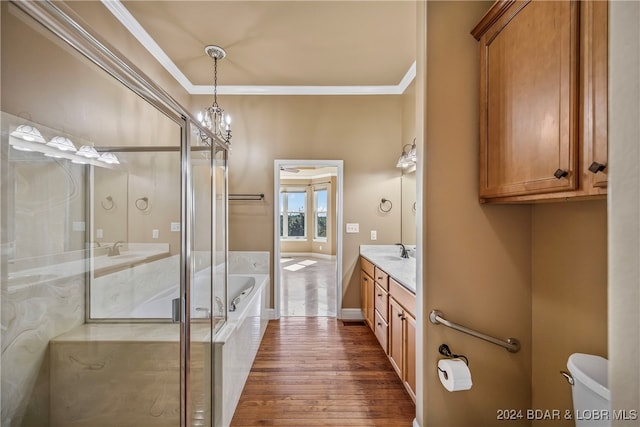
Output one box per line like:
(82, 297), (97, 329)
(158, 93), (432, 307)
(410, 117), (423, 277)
(102, 1), (417, 96)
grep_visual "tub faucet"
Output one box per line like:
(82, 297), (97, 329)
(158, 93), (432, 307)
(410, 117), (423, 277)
(108, 241), (124, 257)
(396, 243), (409, 259)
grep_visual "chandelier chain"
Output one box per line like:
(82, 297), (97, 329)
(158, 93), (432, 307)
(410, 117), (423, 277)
(213, 57), (219, 108)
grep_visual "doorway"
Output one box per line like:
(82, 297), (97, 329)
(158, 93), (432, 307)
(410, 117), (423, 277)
(274, 160), (343, 318)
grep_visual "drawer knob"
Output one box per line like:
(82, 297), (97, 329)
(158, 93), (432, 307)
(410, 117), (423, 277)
(588, 161), (606, 174)
(553, 169), (569, 179)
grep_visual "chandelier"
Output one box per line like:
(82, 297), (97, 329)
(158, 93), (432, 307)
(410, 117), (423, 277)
(198, 45), (232, 144)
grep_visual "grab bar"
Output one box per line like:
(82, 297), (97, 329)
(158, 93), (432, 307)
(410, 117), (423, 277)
(429, 310), (521, 353)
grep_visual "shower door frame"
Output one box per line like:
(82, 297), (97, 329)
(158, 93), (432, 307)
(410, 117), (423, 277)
(8, 1), (230, 426)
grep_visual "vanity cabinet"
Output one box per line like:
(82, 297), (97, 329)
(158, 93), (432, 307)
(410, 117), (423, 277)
(472, 0), (608, 203)
(388, 281), (416, 402)
(359, 256), (416, 401)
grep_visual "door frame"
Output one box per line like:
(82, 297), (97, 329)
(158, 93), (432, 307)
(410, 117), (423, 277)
(274, 159), (344, 319)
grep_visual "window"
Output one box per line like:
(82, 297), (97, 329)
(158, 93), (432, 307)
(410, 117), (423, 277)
(314, 188), (328, 240)
(280, 189), (306, 238)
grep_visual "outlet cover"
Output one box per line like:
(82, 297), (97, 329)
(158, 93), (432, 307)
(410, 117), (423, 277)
(370, 230), (377, 240)
(72, 221), (86, 232)
(170, 222), (180, 232)
(346, 223), (359, 233)
(152, 229), (159, 239)
(96, 229), (104, 238)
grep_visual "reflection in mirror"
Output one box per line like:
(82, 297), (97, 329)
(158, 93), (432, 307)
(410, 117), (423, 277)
(89, 149), (180, 319)
(401, 167), (417, 245)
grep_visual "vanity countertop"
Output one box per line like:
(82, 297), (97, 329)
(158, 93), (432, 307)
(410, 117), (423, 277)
(359, 245), (416, 293)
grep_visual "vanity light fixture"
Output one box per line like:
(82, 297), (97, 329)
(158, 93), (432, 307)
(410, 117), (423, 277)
(396, 138), (417, 168)
(97, 152), (120, 165)
(76, 145), (101, 159)
(11, 125), (46, 143)
(46, 136), (77, 152)
(197, 45), (232, 144)
(9, 124), (46, 151)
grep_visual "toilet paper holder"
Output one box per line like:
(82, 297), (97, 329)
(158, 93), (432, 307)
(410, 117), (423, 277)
(438, 343), (469, 366)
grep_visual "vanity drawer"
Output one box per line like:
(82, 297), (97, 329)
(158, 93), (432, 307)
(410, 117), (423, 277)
(374, 309), (388, 353)
(374, 266), (389, 291)
(360, 256), (375, 278)
(374, 283), (388, 322)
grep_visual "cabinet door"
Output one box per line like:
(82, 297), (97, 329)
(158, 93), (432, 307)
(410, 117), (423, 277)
(478, 0), (580, 198)
(404, 312), (416, 402)
(582, 0), (608, 190)
(388, 298), (404, 378)
(360, 271), (374, 330)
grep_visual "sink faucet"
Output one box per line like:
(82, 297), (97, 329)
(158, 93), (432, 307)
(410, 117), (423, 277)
(396, 243), (409, 259)
(108, 241), (124, 257)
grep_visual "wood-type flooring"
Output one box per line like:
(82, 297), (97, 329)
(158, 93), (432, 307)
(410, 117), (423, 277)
(230, 317), (415, 426)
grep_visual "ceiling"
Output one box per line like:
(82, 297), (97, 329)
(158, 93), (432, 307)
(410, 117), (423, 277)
(103, 1), (417, 95)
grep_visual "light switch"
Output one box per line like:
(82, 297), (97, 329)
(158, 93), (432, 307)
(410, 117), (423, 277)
(370, 230), (377, 240)
(96, 229), (104, 238)
(170, 222), (180, 232)
(72, 221), (86, 232)
(152, 229), (159, 239)
(346, 223), (359, 233)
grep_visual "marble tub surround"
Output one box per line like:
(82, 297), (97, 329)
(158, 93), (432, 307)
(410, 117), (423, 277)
(90, 254), (179, 319)
(1, 275), (84, 427)
(229, 251), (270, 275)
(360, 245), (417, 293)
(49, 323), (212, 427)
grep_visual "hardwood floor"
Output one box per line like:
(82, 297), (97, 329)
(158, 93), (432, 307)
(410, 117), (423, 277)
(230, 317), (415, 426)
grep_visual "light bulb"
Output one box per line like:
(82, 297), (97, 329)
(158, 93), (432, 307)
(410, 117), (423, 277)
(225, 114), (232, 125)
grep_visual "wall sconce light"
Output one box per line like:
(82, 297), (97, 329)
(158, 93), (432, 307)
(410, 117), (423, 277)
(396, 138), (417, 168)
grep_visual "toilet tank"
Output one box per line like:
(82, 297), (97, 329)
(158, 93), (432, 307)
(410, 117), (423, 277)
(567, 353), (610, 427)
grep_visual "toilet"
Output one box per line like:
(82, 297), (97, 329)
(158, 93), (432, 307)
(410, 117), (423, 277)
(566, 353), (611, 427)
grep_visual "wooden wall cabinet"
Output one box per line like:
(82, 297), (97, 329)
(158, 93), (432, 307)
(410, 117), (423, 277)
(472, 0), (608, 203)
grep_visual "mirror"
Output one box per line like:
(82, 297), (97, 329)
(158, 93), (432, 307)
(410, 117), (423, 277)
(401, 167), (417, 245)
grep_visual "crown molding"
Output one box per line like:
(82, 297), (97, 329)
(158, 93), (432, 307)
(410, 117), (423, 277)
(101, 0), (415, 96)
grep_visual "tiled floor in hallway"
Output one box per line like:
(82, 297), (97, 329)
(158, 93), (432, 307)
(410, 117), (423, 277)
(230, 317), (415, 426)
(280, 256), (337, 317)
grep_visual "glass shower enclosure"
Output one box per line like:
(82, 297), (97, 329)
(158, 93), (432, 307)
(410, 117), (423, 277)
(1, 1), (227, 426)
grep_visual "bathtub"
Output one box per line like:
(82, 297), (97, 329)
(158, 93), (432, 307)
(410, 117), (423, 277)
(126, 269), (259, 320)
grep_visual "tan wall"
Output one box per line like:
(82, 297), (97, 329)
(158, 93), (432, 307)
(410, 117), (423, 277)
(531, 201), (608, 426)
(205, 95), (403, 308)
(423, 2), (533, 426)
(65, 2), (191, 108)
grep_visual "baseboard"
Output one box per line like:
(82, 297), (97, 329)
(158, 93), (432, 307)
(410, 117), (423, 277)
(340, 308), (364, 320)
(265, 308), (277, 320)
(281, 252), (336, 260)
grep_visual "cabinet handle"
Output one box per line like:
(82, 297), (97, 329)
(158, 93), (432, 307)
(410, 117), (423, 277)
(553, 169), (569, 179)
(377, 322), (382, 326)
(364, 277), (368, 282)
(588, 162), (606, 174)
(377, 294), (382, 297)
(398, 313), (403, 318)
(377, 276), (383, 280)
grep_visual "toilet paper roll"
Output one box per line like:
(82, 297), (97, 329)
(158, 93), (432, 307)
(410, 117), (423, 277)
(438, 358), (473, 392)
